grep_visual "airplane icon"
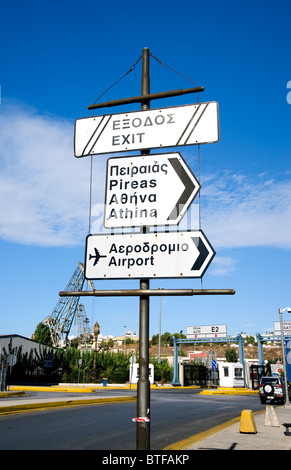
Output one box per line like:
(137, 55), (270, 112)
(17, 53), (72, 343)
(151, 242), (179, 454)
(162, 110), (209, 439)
(89, 248), (107, 266)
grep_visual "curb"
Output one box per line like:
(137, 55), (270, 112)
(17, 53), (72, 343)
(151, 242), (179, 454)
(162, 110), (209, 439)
(0, 391), (27, 398)
(0, 396), (137, 416)
(164, 409), (264, 450)
(163, 415), (242, 450)
(8, 385), (257, 395)
(200, 388), (258, 395)
(8, 385), (97, 393)
(8, 384), (201, 392)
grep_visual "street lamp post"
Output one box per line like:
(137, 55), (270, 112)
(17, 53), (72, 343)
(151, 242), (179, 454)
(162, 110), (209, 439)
(93, 321), (100, 378)
(124, 325), (127, 354)
(279, 307), (291, 406)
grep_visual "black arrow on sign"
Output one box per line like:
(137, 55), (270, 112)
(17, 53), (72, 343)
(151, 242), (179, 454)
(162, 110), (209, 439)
(167, 157), (200, 222)
(191, 235), (215, 272)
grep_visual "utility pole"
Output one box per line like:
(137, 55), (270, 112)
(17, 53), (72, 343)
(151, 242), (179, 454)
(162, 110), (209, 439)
(136, 47), (151, 451)
(67, 46), (235, 450)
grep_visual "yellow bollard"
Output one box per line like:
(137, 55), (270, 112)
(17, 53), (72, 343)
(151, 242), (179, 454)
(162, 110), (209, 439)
(239, 409), (257, 434)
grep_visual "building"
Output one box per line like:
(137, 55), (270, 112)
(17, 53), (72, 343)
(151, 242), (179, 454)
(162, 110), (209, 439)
(0, 334), (53, 358)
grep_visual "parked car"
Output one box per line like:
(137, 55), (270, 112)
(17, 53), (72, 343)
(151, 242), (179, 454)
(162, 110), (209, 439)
(259, 376), (291, 404)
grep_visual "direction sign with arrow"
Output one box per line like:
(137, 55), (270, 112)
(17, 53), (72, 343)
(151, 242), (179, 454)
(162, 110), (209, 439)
(74, 101), (219, 157)
(104, 153), (201, 228)
(84, 230), (215, 280)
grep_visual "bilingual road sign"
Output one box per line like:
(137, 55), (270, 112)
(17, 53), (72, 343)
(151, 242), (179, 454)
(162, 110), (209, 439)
(84, 230), (215, 280)
(104, 153), (201, 228)
(74, 102), (219, 157)
(186, 324), (227, 338)
(274, 321), (291, 336)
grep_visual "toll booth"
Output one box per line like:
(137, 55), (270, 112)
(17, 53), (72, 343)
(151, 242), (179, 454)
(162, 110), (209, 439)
(218, 362), (244, 388)
(172, 334), (246, 386)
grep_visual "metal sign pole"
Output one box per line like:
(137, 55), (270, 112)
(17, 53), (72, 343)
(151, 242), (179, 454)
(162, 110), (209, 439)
(136, 47), (151, 451)
(71, 47), (235, 450)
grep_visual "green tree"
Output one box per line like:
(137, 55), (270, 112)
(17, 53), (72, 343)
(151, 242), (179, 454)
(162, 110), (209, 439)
(161, 332), (172, 346)
(70, 338), (79, 349)
(225, 347), (238, 363)
(100, 338), (114, 348)
(150, 357), (173, 383)
(150, 334), (159, 346)
(245, 335), (256, 346)
(33, 323), (52, 346)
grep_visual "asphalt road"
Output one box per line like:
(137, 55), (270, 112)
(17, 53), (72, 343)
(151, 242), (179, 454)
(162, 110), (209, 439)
(0, 389), (264, 450)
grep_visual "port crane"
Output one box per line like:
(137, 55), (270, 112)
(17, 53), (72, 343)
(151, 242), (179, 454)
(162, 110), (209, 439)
(42, 263), (94, 348)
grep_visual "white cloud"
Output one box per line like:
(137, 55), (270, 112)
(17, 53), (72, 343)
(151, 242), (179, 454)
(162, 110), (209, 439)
(0, 103), (106, 246)
(200, 170), (291, 249)
(210, 256), (237, 276)
(0, 103), (290, 252)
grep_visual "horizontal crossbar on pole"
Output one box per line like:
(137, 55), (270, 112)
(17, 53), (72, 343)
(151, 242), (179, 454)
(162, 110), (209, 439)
(59, 288), (235, 297)
(87, 87), (204, 110)
(175, 336), (241, 344)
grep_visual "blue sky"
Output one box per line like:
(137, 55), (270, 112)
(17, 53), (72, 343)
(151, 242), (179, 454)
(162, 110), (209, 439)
(0, 0), (291, 341)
